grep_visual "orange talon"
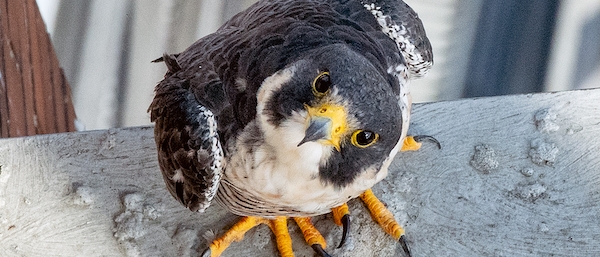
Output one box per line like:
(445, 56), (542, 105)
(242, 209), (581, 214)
(401, 136), (422, 152)
(270, 217), (295, 257)
(294, 217), (327, 248)
(331, 203), (349, 226)
(359, 189), (404, 240)
(206, 216), (269, 257)
(331, 203), (351, 248)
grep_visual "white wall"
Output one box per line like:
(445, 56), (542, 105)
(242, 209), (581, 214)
(36, 0), (600, 130)
(546, 0), (600, 92)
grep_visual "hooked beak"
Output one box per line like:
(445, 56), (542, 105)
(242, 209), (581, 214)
(298, 103), (347, 151)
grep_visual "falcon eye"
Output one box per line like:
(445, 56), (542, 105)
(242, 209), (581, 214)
(351, 130), (379, 148)
(312, 72), (331, 96)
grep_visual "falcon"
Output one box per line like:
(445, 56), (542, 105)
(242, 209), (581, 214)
(149, 0), (433, 256)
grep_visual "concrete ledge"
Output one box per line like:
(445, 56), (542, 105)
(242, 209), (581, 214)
(1, 88), (599, 256)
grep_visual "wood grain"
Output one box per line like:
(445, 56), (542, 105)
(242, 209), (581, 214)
(0, 0), (76, 137)
(0, 88), (599, 256)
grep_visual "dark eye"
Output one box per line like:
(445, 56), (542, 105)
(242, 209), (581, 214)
(351, 130), (379, 148)
(312, 72), (331, 96)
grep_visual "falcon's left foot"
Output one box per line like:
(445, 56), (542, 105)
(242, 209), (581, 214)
(202, 216), (332, 257)
(329, 190), (412, 257)
(331, 203), (350, 248)
(401, 135), (441, 152)
(329, 135), (440, 255)
(294, 217), (331, 257)
(360, 189), (411, 257)
(202, 216), (271, 257)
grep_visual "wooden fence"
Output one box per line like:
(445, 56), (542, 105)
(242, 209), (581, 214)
(0, 0), (76, 137)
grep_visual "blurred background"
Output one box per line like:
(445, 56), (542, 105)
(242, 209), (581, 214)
(35, 0), (600, 131)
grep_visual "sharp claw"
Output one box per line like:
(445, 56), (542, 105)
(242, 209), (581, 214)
(399, 235), (412, 257)
(337, 214), (350, 248)
(311, 244), (332, 257)
(151, 56), (164, 63)
(413, 135), (441, 149)
(201, 248), (211, 257)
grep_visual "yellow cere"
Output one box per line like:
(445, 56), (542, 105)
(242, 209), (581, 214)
(305, 103), (348, 151)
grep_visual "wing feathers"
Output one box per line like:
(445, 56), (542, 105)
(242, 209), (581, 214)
(149, 58), (223, 212)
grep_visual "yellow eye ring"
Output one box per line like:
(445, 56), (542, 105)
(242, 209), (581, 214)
(351, 130), (379, 148)
(312, 71), (331, 96)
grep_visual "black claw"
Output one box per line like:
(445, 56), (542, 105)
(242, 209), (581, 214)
(337, 214), (350, 248)
(151, 56), (164, 63)
(312, 244), (332, 257)
(413, 135), (441, 149)
(399, 235), (412, 257)
(201, 248), (211, 257)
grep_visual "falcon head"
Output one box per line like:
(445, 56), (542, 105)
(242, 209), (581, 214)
(256, 44), (404, 188)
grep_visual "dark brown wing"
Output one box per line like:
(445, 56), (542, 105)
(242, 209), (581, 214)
(149, 54), (223, 212)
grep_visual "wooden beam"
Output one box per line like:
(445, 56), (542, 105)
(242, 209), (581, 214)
(0, 0), (76, 137)
(0, 88), (599, 256)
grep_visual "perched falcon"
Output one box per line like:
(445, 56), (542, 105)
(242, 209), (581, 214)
(149, 0), (433, 256)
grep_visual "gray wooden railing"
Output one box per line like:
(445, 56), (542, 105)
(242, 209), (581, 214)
(1, 88), (599, 256)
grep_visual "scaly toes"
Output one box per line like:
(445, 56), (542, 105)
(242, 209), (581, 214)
(293, 217), (331, 257)
(269, 217), (295, 257)
(203, 216), (268, 257)
(360, 189), (414, 256)
(331, 203), (351, 248)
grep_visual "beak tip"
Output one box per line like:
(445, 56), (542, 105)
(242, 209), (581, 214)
(297, 139), (308, 148)
(299, 117), (331, 147)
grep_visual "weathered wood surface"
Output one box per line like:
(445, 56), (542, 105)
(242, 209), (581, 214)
(0, 0), (77, 137)
(0, 88), (599, 256)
